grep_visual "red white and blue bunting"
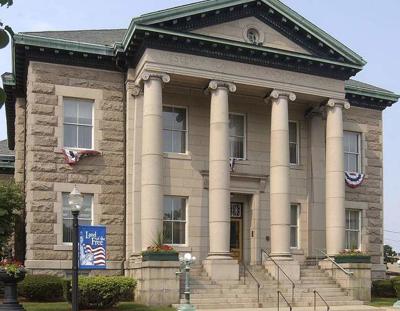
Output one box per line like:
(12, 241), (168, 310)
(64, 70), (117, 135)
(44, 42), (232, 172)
(344, 171), (365, 188)
(62, 148), (101, 165)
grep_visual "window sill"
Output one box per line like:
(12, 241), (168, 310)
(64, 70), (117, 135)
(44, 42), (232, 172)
(163, 152), (192, 160)
(289, 164), (304, 170)
(290, 248), (304, 255)
(171, 245), (192, 253)
(233, 159), (250, 165)
(54, 244), (72, 251)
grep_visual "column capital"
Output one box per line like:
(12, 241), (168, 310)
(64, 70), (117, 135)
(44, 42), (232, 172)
(126, 80), (142, 97)
(141, 71), (171, 84)
(326, 98), (350, 110)
(267, 89), (296, 102)
(208, 80), (237, 93)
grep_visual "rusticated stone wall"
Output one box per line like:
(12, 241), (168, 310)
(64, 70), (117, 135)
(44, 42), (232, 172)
(23, 61), (125, 274)
(344, 107), (384, 280)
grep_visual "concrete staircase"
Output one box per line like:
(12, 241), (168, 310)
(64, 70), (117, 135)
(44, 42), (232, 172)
(175, 264), (369, 310)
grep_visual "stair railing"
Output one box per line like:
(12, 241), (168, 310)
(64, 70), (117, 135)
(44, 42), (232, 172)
(316, 249), (353, 276)
(240, 263), (261, 307)
(261, 249), (295, 302)
(277, 290), (292, 311)
(313, 289), (330, 311)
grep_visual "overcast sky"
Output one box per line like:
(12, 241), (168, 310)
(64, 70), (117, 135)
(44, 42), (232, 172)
(0, 0), (399, 251)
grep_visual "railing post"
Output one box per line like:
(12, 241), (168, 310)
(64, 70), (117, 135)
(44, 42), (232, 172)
(277, 291), (280, 311)
(314, 290), (316, 311)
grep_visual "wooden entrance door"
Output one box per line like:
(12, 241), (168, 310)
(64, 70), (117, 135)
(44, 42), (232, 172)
(230, 202), (243, 262)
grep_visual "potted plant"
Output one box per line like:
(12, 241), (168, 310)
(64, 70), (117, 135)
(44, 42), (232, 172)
(141, 233), (179, 262)
(335, 250), (371, 264)
(0, 258), (26, 310)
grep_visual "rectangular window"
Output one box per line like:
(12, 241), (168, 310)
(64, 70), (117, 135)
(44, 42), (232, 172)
(344, 131), (361, 172)
(62, 193), (93, 243)
(289, 121), (299, 165)
(163, 196), (187, 245)
(163, 106), (187, 153)
(229, 113), (246, 159)
(345, 209), (361, 250)
(63, 98), (94, 149)
(290, 204), (300, 248)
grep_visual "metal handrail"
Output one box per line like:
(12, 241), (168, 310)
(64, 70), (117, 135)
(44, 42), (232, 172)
(241, 263), (261, 306)
(277, 290), (292, 311)
(314, 290), (330, 311)
(261, 249), (295, 302)
(317, 249), (353, 276)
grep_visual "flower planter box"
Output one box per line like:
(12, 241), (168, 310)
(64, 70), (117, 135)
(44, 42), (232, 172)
(142, 252), (179, 262)
(334, 255), (371, 263)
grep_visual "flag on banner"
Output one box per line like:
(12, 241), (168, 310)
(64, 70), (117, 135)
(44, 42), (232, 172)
(79, 225), (107, 270)
(62, 148), (100, 165)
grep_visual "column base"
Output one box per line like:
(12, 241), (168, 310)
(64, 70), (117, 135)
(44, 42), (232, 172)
(203, 257), (239, 281)
(264, 257), (300, 281)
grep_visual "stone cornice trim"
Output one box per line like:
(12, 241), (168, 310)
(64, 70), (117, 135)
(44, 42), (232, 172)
(327, 98), (350, 110)
(208, 80), (237, 93)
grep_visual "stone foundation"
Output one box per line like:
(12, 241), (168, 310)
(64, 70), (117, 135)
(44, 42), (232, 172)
(319, 260), (371, 301)
(203, 258), (239, 281)
(264, 258), (300, 281)
(127, 260), (180, 306)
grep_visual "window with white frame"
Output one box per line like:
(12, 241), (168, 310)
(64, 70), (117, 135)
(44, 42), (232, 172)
(63, 98), (94, 149)
(289, 121), (299, 165)
(229, 113), (246, 159)
(290, 203), (300, 248)
(163, 196), (187, 245)
(62, 193), (93, 243)
(163, 106), (187, 153)
(345, 209), (361, 250)
(344, 131), (361, 172)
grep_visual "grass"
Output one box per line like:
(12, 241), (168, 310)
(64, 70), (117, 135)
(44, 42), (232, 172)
(369, 297), (398, 307)
(23, 302), (176, 311)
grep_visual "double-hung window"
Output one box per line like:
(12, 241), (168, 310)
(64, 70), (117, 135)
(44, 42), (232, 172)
(290, 203), (300, 248)
(63, 98), (94, 149)
(289, 121), (299, 165)
(163, 196), (187, 245)
(163, 106), (187, 153)
(345, 209), (361, 250)
(62, 193), (93, 243)
(344, 131), (361, 172)
(229, 113), (246, 159)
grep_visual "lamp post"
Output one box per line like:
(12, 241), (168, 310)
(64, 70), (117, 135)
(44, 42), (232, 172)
(68, 185), (83, 311)
(176, 253), (196, 311)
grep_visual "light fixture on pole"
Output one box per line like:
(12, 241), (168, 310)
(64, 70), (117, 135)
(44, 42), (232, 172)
(68, 185), (83, 311)
(176, 253), (196, 311)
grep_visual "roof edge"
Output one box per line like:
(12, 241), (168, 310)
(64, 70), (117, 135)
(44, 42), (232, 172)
(345, 83), (400, 102)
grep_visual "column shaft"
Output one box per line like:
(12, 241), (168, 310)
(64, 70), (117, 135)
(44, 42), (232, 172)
(140, 72), (169, 250)
(325, 100), (349, 255)
(208, 81), (236, 257)
(268, 90), (296, 258)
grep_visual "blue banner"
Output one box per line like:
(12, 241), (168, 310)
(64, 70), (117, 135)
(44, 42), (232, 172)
(79, 225), (106, 270)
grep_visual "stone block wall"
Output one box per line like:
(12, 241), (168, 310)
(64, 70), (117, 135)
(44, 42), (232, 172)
(22, 61), (125, 274)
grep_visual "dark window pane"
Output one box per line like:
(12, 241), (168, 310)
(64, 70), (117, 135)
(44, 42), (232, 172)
(173, 222), (186, 244)
(163, 130), (173, 153)
(290, 227), (297, 248)
(173, 108), (186, 131)
(289, 143), (297, 164)
(163, 196), (173, 220)
(230, 137), (244, 159)
(163, 107), (174, 130)
(78, 101), (93, 125)
(172, 131), (185, 153)
(78, 126), (92, 149)
(163, 222), (173, 244)
(64, 124), (77, 148)
(289, 122), (297, 143)
(64, 100), (78, 124)
(172, 198), (185, 220)
(63, 219), (73, 243)
(290, 205), (298, 225)
(229, 114), (244, 137)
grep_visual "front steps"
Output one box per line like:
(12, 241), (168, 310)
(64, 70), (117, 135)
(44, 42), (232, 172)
(175, 264), (370, 310)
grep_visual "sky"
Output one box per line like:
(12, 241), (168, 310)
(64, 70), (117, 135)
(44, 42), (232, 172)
(0, 0), (399, 251)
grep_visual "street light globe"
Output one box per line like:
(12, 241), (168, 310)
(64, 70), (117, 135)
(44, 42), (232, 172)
(184, 253), (192, 261)
(69, 185), (83, 212)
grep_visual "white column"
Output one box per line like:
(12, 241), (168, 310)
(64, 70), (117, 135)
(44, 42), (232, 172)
(325, 99), (350, 256)
(140, 71), (170, 250)
(207, 80), (236, 258)
(268, 90), (296, 258)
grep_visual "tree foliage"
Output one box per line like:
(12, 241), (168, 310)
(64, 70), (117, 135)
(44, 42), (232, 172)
(0, 181), (23, 256)
(0, 0), (13, 105)
(384, 244), (397, 265)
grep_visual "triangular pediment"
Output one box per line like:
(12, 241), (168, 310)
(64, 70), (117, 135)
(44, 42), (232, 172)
(133, 0), (366, 66)
(191, 16), (311, 55)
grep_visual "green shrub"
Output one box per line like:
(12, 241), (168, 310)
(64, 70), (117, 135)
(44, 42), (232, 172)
(372, 279), (396, 298)
(64, 276), (136, 309)
(18, 274), (64, 302)
(392, 277), (400, 298)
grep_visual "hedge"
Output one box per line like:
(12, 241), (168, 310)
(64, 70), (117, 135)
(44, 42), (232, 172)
(18, 274), (64, 302)
(64, 276), (136, 309)
(372, 277), (400, 298)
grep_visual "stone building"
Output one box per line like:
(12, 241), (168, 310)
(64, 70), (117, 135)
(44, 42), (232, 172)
(0, 139), (15, 181)
(2, 0), (399, 307)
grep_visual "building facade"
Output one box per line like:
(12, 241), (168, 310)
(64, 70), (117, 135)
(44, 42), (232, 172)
(2, 0), (399, 292)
